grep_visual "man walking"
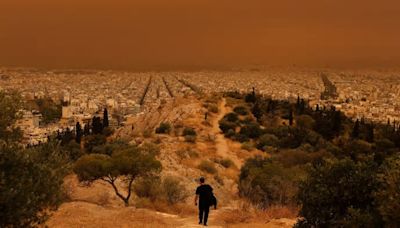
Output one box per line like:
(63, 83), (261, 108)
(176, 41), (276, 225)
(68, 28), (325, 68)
(195, 177), (214, 226)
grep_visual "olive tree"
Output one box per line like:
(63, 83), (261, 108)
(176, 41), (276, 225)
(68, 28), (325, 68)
(0, 142), (68, 227)
(74, 146), (161, 206)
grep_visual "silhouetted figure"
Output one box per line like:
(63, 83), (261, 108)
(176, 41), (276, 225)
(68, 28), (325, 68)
(195, 177), (215, 226)
(204, 112), (208, 121)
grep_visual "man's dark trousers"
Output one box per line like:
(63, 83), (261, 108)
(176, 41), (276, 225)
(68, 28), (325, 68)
(199, 204), (209, 225)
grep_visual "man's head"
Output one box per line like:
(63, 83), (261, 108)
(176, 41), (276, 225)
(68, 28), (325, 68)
(199, 177), (205, 184)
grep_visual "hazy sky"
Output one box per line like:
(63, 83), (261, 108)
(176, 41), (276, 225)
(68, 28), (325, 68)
(1, 0), (400, 70)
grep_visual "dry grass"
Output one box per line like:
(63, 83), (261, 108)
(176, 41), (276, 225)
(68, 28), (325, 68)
(217, 201), (298, 225)
(217, 202), (255, 224)
(135, 198), (196, 217)
(263, 205), (298, 220)
(46, 202), (182, 228)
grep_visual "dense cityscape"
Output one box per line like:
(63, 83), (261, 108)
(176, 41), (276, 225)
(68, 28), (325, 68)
(0, 67), (399, 146)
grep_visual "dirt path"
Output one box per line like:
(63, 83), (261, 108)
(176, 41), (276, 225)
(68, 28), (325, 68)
(211, 98), (241, 168)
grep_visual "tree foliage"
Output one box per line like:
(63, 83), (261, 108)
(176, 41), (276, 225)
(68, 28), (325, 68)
(239, 156), (304, 208)
(374, 155), (400, 227)
(155, 122), (171, 134)
(0, 142), (68, 227)
(296, 159), (381, 227)
(74, 145), (162, 206)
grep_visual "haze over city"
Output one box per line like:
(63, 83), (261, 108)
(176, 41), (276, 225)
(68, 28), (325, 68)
(1, 0), (400, 70)
(2, 1), (400, 228)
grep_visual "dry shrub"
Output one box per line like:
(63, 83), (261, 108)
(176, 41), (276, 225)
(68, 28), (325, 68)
(241, 141), (254, 151)
(142, 129), (153, 138)
(133, 176), (161, 201)
(184, 135), (197, 143)
(187, 149), (199, 158)
(215, 158), (235, 169)
(134, 175), (189, 214)
(217, 202), (255, 224)
(98, 192), (111, 207)
(176, 148), (199, 161)
(198, 160), (217, 174)
(217, 201), (298, 225)
(162, 176), (189, 205)
(263, 205), (298, 220)
(176, 149), (189, 160)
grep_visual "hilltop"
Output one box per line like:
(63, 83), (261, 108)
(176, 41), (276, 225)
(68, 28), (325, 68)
(46, 94), (296, 227)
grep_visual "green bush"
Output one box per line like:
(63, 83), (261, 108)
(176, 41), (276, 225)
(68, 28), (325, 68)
(155, 122), (171, 134)
(140, 142), (161, 157)
(225, 129), (236, 138)
(233, 106), (249, 115)
(374, 155), (400, 226)
(256, 134), (279, 150)
(239, 116), (254, 125)
(102, 127), (114, 137)
(223, 112), (239, 122)
(198, 160), (217, 174)
(241, 141), (253, 151)
(295, 115), (315, 129)
(184, 135), (197, 143)
(133, 176), (162, 201)
(233, 133), (250, 143)
(84, 134), (107, 153)
(62, 141), (84, 161)
(218, 158), (235, 168)
(239, 122), (262, 139)
(296, 158), (381, 227)
(239, 157), (302, 208)
(1, 142), (68, 227)
(182, 127), (197, 136)
(219, 120), (237, 134)
(134, 176), (189, 205)
(162, 176), (189, 205)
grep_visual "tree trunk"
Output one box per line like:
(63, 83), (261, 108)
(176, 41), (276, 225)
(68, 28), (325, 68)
(104, 176), (136, 207)
(109, 179), (130, 207)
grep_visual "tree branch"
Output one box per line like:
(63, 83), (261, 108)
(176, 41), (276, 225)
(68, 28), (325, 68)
(126, 175), (136, 203)
(108, 178), (129, 206)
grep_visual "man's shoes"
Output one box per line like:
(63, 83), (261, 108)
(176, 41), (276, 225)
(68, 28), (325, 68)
(199, 221), (202, 225)
(203, 224), (207, 226)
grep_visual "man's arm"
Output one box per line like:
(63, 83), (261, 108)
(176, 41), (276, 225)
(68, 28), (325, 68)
(194, 194), (198, 206)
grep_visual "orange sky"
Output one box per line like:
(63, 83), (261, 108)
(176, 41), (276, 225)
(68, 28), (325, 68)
(1, 0), (400, 70)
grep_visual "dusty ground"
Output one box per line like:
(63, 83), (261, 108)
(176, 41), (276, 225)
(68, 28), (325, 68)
(47, 201), (295, 228)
